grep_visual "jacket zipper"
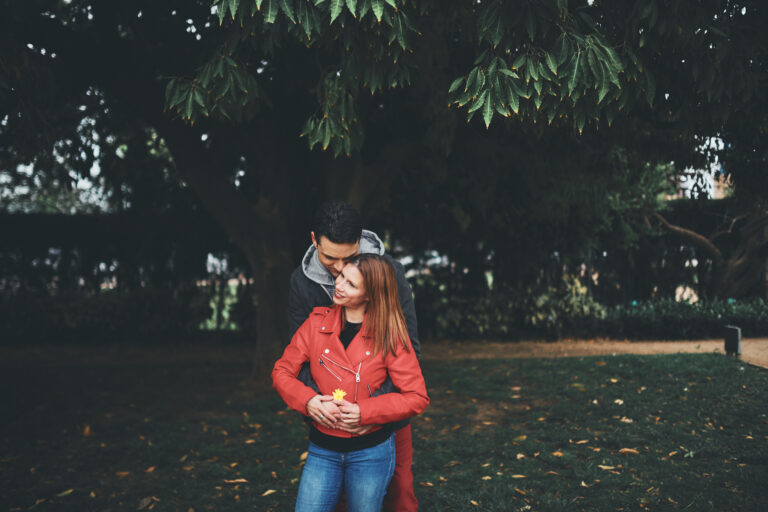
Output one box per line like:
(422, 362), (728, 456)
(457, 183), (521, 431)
(318, 358), (342, 381)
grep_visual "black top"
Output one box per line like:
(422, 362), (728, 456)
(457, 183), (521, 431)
(339, 321), (362, 349)
(310, 424), (392, 452)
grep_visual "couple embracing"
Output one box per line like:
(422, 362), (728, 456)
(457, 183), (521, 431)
(272, 201), (429, 512)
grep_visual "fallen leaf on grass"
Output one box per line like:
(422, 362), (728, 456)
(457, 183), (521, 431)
(516, 453), (526, 460)
(271, 471), (277, 479)
(57, 489), (74, 497)
(244, 439), (256, 444)
(619, 448), (640, 455)
(598, 465), (615, 470)
(575, 439), (589, 444)
(581, 481), (590, 487)
(545, 471), (560, 476)
(595, 361), (606, 366)
(300, 451), (308, 461)
(668, 451), (678, 457)
(619, 417), (634, 423)
(182, 465), (194, 471)
(261, 489), (276, 496)
(419, 481), (434, 487)
(82, 425), (92, 437)
(145, 466), (156, 473)
(511, 474), (527, 479)
(514, 488), (526, 495)
(552, 451), (564, 457)
(224, 479), (248, 484)
(451, 425), (462, 431)
(137, 496), (160, 510)
(89, 491), (95, 498)
(481, 476), (491, 480)
(115, 471), (130, 478)
(513, 435), (527, 441)
(439, 476), (447, 482)
(470, 500), (479, 506)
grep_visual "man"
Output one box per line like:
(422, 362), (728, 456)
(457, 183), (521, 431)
(288, 200), (421, 512)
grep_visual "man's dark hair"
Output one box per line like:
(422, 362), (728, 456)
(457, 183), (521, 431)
(313, 200), (362, 244)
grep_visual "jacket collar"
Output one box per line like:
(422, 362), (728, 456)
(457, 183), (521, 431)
(318, 306), (372, 339)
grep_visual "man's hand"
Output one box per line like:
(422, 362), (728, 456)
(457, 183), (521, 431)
(336, 399), (362, 428)
(306, 395), (341, 429)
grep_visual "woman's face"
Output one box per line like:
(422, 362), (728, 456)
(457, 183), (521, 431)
(333, 263), (368, 309)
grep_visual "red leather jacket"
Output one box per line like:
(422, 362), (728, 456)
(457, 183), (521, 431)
(272, 306), (429, 438)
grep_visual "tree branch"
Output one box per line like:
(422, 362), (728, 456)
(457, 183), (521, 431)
(653, 212), (725, 267)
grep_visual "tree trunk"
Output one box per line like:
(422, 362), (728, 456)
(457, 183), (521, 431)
(156, 120), (292, 384)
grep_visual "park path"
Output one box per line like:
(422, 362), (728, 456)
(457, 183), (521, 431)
(2, 338), (767, 369)
(421, 337), (768, 369)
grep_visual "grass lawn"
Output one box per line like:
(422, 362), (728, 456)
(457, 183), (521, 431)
(1, 351), (766, 511)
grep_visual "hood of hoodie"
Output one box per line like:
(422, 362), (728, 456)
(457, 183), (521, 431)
(301, 229), (386, 295)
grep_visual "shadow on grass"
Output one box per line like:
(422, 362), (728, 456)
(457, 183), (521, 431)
(1, 351), (766, 511)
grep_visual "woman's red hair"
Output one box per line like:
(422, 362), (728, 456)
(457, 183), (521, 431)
(349, 254), (410, 357)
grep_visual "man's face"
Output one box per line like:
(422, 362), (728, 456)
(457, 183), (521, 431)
(311, 232), (359, 278)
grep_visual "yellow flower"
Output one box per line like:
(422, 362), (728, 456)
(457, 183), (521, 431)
(332, 389), (347, 401)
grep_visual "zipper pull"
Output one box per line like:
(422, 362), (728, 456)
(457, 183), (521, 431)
(355, 373), (360, 383)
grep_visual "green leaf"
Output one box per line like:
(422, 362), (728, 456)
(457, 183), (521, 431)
(526, 59), (539, 81)
(645, 71), (656, 107)
(483, 94), (494, 128)
(448, 77), (464, 94)
(568, 53), (581, 96)
(468, 89), (488, 113)
(499, 69), (519, 79)
(217, 1), (227, 24)
(371, 0), (384, 22)
(345, 0), (357, 17)
(322, 120), (331, 150)
(511, 54), (526, 70)
(507, 88), (520, 114)
(545, 53), (558, 76)
(525, 11), (536, 41)
(229, 0), (240, 20)
(330, 0), (344, 23)
(597, 64), (610, 103)
(265, 0), (279, 23)
(281, 0), (296, 23)
(384, 0), (397, 8)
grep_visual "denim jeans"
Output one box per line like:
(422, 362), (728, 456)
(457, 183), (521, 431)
(295, 434), (396, 512)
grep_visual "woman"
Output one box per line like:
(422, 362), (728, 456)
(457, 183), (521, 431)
(272, 254), (429, 512)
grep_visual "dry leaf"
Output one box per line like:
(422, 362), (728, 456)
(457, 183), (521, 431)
(261, 489), (276, 496)
(668, 451), (678, 457)
(619, 448), (640, 455)
(516, 453), (526, 460)
(514, 488), (526, 495)
(82, 425), (92, 437)
(57, 489), (74, 497)
(89, 491), (96, 498)
(581, 481), (590, 487)
(439, 476), (447, 482)
(511, 474), (527, 479)
(182, 465), (194, 471)
(614, 399), (624, 405)
(481, 476), (492, 480)
(271, 471), (277, 479)
(178, 455), (188, 462)
(115, 471), (130, 478)
(552, 451), (564, 457)
(137, 496), (154, 510)
(470, 500), (479, 506)
(419, 481), (434, 487)
(610, 378), (618, 383)
(595, 361), (606, 366)
(451, 425), (462, 431)
(300, 451), (308, 461)
(513, 435), (527, 441)
(244, 439), (256, 444)
(545, 471), (560, 475)
(145, 466), (156, 473)
(481, 463), (490, 467)
(619, 417), (634, 423)
(229, 462), (239, 468)
(575, 440), (589, 444)
(598, 465), (615, 470)
(224, 478), (248, 484)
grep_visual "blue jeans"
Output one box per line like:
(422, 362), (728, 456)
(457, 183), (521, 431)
(295, 434), (396, 512)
